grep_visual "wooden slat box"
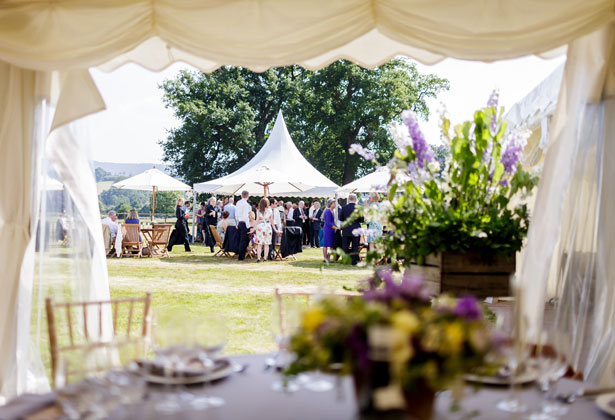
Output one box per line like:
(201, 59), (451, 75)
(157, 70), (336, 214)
(408, 251), (515, 298)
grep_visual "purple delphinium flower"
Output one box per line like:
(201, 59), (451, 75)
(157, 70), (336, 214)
(487, 89), (499, 108)
(499, 178), (509, 188)
(501, 142), (523, 174)
(349, 144), (376, 161)
(454, 296), (482, 321)
(487, 90), (499, 134)
(401, 111), (434, 168)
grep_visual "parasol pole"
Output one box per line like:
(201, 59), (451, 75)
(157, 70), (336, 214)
(152, 186), (156, 222)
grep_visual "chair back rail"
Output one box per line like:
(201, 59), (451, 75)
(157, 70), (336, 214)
(273, 288), (361, 336)
(45, 292), (152, 388)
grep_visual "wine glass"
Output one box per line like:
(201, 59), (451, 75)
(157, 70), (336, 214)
(495, 309), (530, 413)
(527, 331), (569, 419)
(152, 310), (189, 414)
(270, 296), (300, 392)
(187, 313), (228, 409)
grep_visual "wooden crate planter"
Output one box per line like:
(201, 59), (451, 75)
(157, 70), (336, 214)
(408, 251), (515, 298)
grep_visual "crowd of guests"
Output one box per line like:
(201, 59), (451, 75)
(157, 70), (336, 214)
(178, 191), (383, 265)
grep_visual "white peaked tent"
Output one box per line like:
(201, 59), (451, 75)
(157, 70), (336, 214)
(194, 111), (338, 197)
(337, 167), (391, 196)
(112, 167), (191, 219)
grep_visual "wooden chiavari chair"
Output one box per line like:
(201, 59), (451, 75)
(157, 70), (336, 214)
(45, 292), (152, 388)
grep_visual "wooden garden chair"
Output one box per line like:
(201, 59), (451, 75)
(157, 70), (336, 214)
(274, 288), (361, 336)
(149, 224), (172, 257)
(210, 225), (231, 257)
(45, 293), (152, 388)
(120, 223), (142, 258)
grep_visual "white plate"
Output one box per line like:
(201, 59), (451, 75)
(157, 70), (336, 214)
(143, 360), (234, 385)
(596, 393), (615, 417)
(463, 367), (538, 386)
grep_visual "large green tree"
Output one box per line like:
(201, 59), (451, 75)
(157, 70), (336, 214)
(160, 60), (448, 185)
(285, 60), (448, 184)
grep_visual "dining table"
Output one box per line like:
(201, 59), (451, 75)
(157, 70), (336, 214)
(1, 354), (613, 420)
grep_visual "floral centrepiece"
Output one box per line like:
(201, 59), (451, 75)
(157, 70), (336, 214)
(287, 272), (495, 413)
(359, 92), (539, 266)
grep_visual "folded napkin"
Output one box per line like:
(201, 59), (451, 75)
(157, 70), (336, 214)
(0, 393), (56, 420)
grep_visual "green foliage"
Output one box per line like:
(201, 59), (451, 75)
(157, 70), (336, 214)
(154, 191), (182, 214)
(95, 167), (127, 182)
(159, 60), (449, 185)
(98, 188), (183, 215)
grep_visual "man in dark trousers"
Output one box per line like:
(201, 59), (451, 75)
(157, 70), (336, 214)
(293, 201), (308, 246)
(338, 193), (363, 265)
(235, 190), (252, 261)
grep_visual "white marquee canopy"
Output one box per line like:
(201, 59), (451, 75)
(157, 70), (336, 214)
(193, 111), (339, 197)
(337, 168), (391, 195)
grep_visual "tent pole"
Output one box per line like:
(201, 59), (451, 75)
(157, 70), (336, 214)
(152, 186), (156, 222)
(191, 191), (197, 242)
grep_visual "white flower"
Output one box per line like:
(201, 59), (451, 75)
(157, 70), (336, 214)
(389, 122), (411, 156)
(427, 161), (441, 173)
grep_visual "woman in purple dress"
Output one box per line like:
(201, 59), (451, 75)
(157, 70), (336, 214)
(322, 198), (337, 263)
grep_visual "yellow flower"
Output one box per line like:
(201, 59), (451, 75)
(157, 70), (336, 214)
(302, 308), (325, 332)
(391, 311), (420, 334)
(441, 322), (464, 354)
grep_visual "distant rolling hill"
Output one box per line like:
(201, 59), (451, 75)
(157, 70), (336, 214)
(93, 161), (171, 177)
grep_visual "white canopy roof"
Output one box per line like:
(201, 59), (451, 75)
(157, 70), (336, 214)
(112, 167), (191, 192)
(337, 168), (391, 194)
(193, 111), (338, 196)
(505, 63), (564, 131)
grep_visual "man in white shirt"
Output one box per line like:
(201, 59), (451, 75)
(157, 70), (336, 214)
(235, 190), (252, 261)
(268, 198), (282, 260)
(223, 197), (237, 226)
(101, 210), (119, 239)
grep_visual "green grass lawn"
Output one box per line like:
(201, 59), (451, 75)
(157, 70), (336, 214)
(37, 243), (371, 376)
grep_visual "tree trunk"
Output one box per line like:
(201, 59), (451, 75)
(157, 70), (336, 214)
(342, 132), (356, 185)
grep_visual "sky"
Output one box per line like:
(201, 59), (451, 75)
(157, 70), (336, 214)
(86, 55), (566, 164)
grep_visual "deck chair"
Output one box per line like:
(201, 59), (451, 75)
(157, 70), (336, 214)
(45, 293), (152, 388)
(274, 288), (361, 337)
(210, 225), (231, 257)
(149, 224), (172, 257)
(121, 223), (142, 258)
(102, 224), (115, 257)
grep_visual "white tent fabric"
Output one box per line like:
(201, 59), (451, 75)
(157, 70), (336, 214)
(505, 64), (564, 132)
(112, 167), (191, 192)
(275, 186), (339, 199)
(1, 0), (615, 400)
(193, 111), (338, 196)
(337, 168), (391, 194)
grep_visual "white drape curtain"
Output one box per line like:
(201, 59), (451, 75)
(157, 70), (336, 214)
(0, 0), (614, 398)
(519, 24), (615, 384)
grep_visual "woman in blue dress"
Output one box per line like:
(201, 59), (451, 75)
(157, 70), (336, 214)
(367, 192), (383, 251)
(322, 198), (337, 263)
